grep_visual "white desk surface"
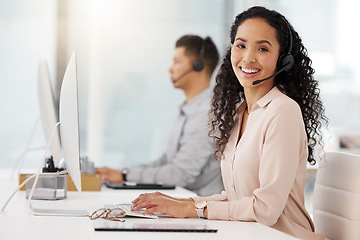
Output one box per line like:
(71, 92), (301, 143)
(0, 170), (298, 240)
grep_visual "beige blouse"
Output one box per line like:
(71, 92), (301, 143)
(194, 87), (324, 240)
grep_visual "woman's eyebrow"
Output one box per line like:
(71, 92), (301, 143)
(234, 38), (272, 47)
(235, 37), (246, 42)
(257, 40), (272, 47)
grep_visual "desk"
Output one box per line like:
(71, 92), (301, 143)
(0, 170), (298, 240)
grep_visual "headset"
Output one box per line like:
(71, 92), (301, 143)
(277, 21), (294, 72)
(192, 37), (207, 72)
(252, 20), (294, 85)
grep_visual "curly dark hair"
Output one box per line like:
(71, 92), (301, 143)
(209, 6), (328, 165)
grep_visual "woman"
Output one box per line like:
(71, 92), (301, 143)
(131, 6), (327, 240)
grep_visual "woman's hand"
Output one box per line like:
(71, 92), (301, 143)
(131, 192), (198, 218)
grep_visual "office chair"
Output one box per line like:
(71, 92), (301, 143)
(313, 151), (360, 240)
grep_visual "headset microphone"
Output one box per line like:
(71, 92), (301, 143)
(172, 68), (193, 83)
(252, 60), (291, 85)
(252, 20), (294, 86)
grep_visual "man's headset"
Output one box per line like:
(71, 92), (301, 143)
(252, 20), (294, 85)
(192, 37), (207, 72)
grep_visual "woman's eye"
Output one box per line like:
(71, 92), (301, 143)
(237, 44), (245, 49)
(259, 47), (268, 52)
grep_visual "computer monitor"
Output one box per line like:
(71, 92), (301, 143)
(29, 52), (87, 216)
(3, 53), (87, 216)
(58, 52), (81, 192)
(37, 60), (62, 166)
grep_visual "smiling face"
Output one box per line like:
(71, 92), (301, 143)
(231, 18), (280, 89)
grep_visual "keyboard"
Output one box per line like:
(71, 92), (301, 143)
(104, 181), (176, 190)
(105, 203), (159, 219)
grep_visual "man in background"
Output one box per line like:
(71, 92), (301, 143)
(96, 35), (223, 196)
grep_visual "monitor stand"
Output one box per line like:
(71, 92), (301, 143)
(30, 204), (88, 217)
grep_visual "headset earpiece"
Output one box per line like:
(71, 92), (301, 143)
(278, 53), (294, 72)
(192, 59), (205, 72)
(192, 38), (206, 72)
(282, 54), (294, 72)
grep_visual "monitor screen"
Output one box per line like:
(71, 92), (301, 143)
(59, 52), (82, 192)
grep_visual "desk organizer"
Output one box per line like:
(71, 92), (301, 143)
(26, 174), (67, 200)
